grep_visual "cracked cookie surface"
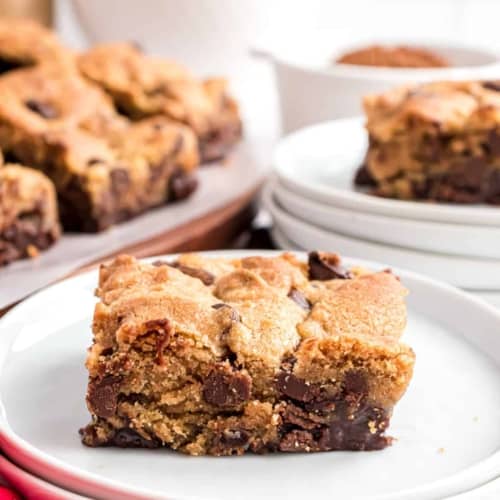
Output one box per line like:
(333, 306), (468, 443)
(80, 251), (415, 455)
(357, 81), (500, 204)
(0, 65), (199, 231)
(79, 43), (242, 162)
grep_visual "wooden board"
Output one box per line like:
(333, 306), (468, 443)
(0, 186), (259, 317)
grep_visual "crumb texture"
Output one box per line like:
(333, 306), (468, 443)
(81, 252), (415, 455)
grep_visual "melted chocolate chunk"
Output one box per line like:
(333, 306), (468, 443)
(143, 318), (171, 365)
(87, 157), (104, 166)
(277, 369), (391, 452)
(276, 373), (320, 403)
(168, 169), (198, 201)
(25, 99), (58, 119)
(448, 157), (488, 190)
(171, 263), (215, 285)
(0, 57), (27, 74)
(86, 375), (121, 418)
(483, 81), (500, 92)
(112, 428), (160, 448)
(287, 288), (311, 311)
(219, 429), (250, 448)
(308, 251), (351, 280)
(354, 164), (377, 186)
(151, 260), (168, 267)
(343, 370), (369, 395)
(203, 364), (251, 407)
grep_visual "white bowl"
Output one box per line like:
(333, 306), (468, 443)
(259, 37), (500, 133)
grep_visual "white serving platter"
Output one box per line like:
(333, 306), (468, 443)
(273, 117), (500, 226)
(1, 251), (500, 499)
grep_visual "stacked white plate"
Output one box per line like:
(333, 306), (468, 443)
(265, 117), (500, 292)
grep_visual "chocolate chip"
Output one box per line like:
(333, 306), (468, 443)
(276, 372), (319, 402)
(448, 157), (488, 190)
(86, 375), (121, 418)
(202, 364), (251, 407)
(354, 164), (377, 186)
(25, 99), (58, 119)
(0, 57), (26, 74)
(168, 169), (198, 201)
(317, 408), (390, 451)
(308, 251), (351, 280)
(219, 429), (250, 448)
(110, 168), (130, 195)
(212, 303), (241, 321)
(343, 370), (368, 395)
(112, 428), (160, 448)
(287, 288), (311, 311)
(87, 157), (103, 166)
(151, 260), (168, 267)
(483, 81), (500, 92)
(171, 263), (215, 285)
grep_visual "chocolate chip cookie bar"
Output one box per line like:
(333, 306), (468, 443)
(356, 81), (500, 203)
(78, 43), (242, 162)
(0, 17), (72, 74)
(80, 251), (415, 455)
(0, 65), (199, 232)
(0, 162), (60, 266)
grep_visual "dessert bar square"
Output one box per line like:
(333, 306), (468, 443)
(78, 43), (242, 162)
(0, 17), (72, 74)
(0, 66), (199, 232)
(80, 251), (415, 456)
(356, 81), (500, 203)
(0, 162), (60, 266)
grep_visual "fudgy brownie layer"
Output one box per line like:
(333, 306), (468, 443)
(57, 167), (198, 232)
(199, 120), (243, 163)
(80, 252), (414, 456)
(80, 368), (390, 454)
(356, 130), (500, 203)
(0, 211), (58, 266)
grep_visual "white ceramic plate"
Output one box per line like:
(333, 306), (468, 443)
(273, 117), (500, 226)
(271, 179), (500, 259)
(1, 251), (500, 500)
(263, 186), (500, 290)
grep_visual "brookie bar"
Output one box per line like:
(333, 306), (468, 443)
(356, 81), (500, 203)
(80, 251), (415, 456)
(0, 162), (60, 266)
(0, 65), (199, 232)
(78, 43), (242, 162)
